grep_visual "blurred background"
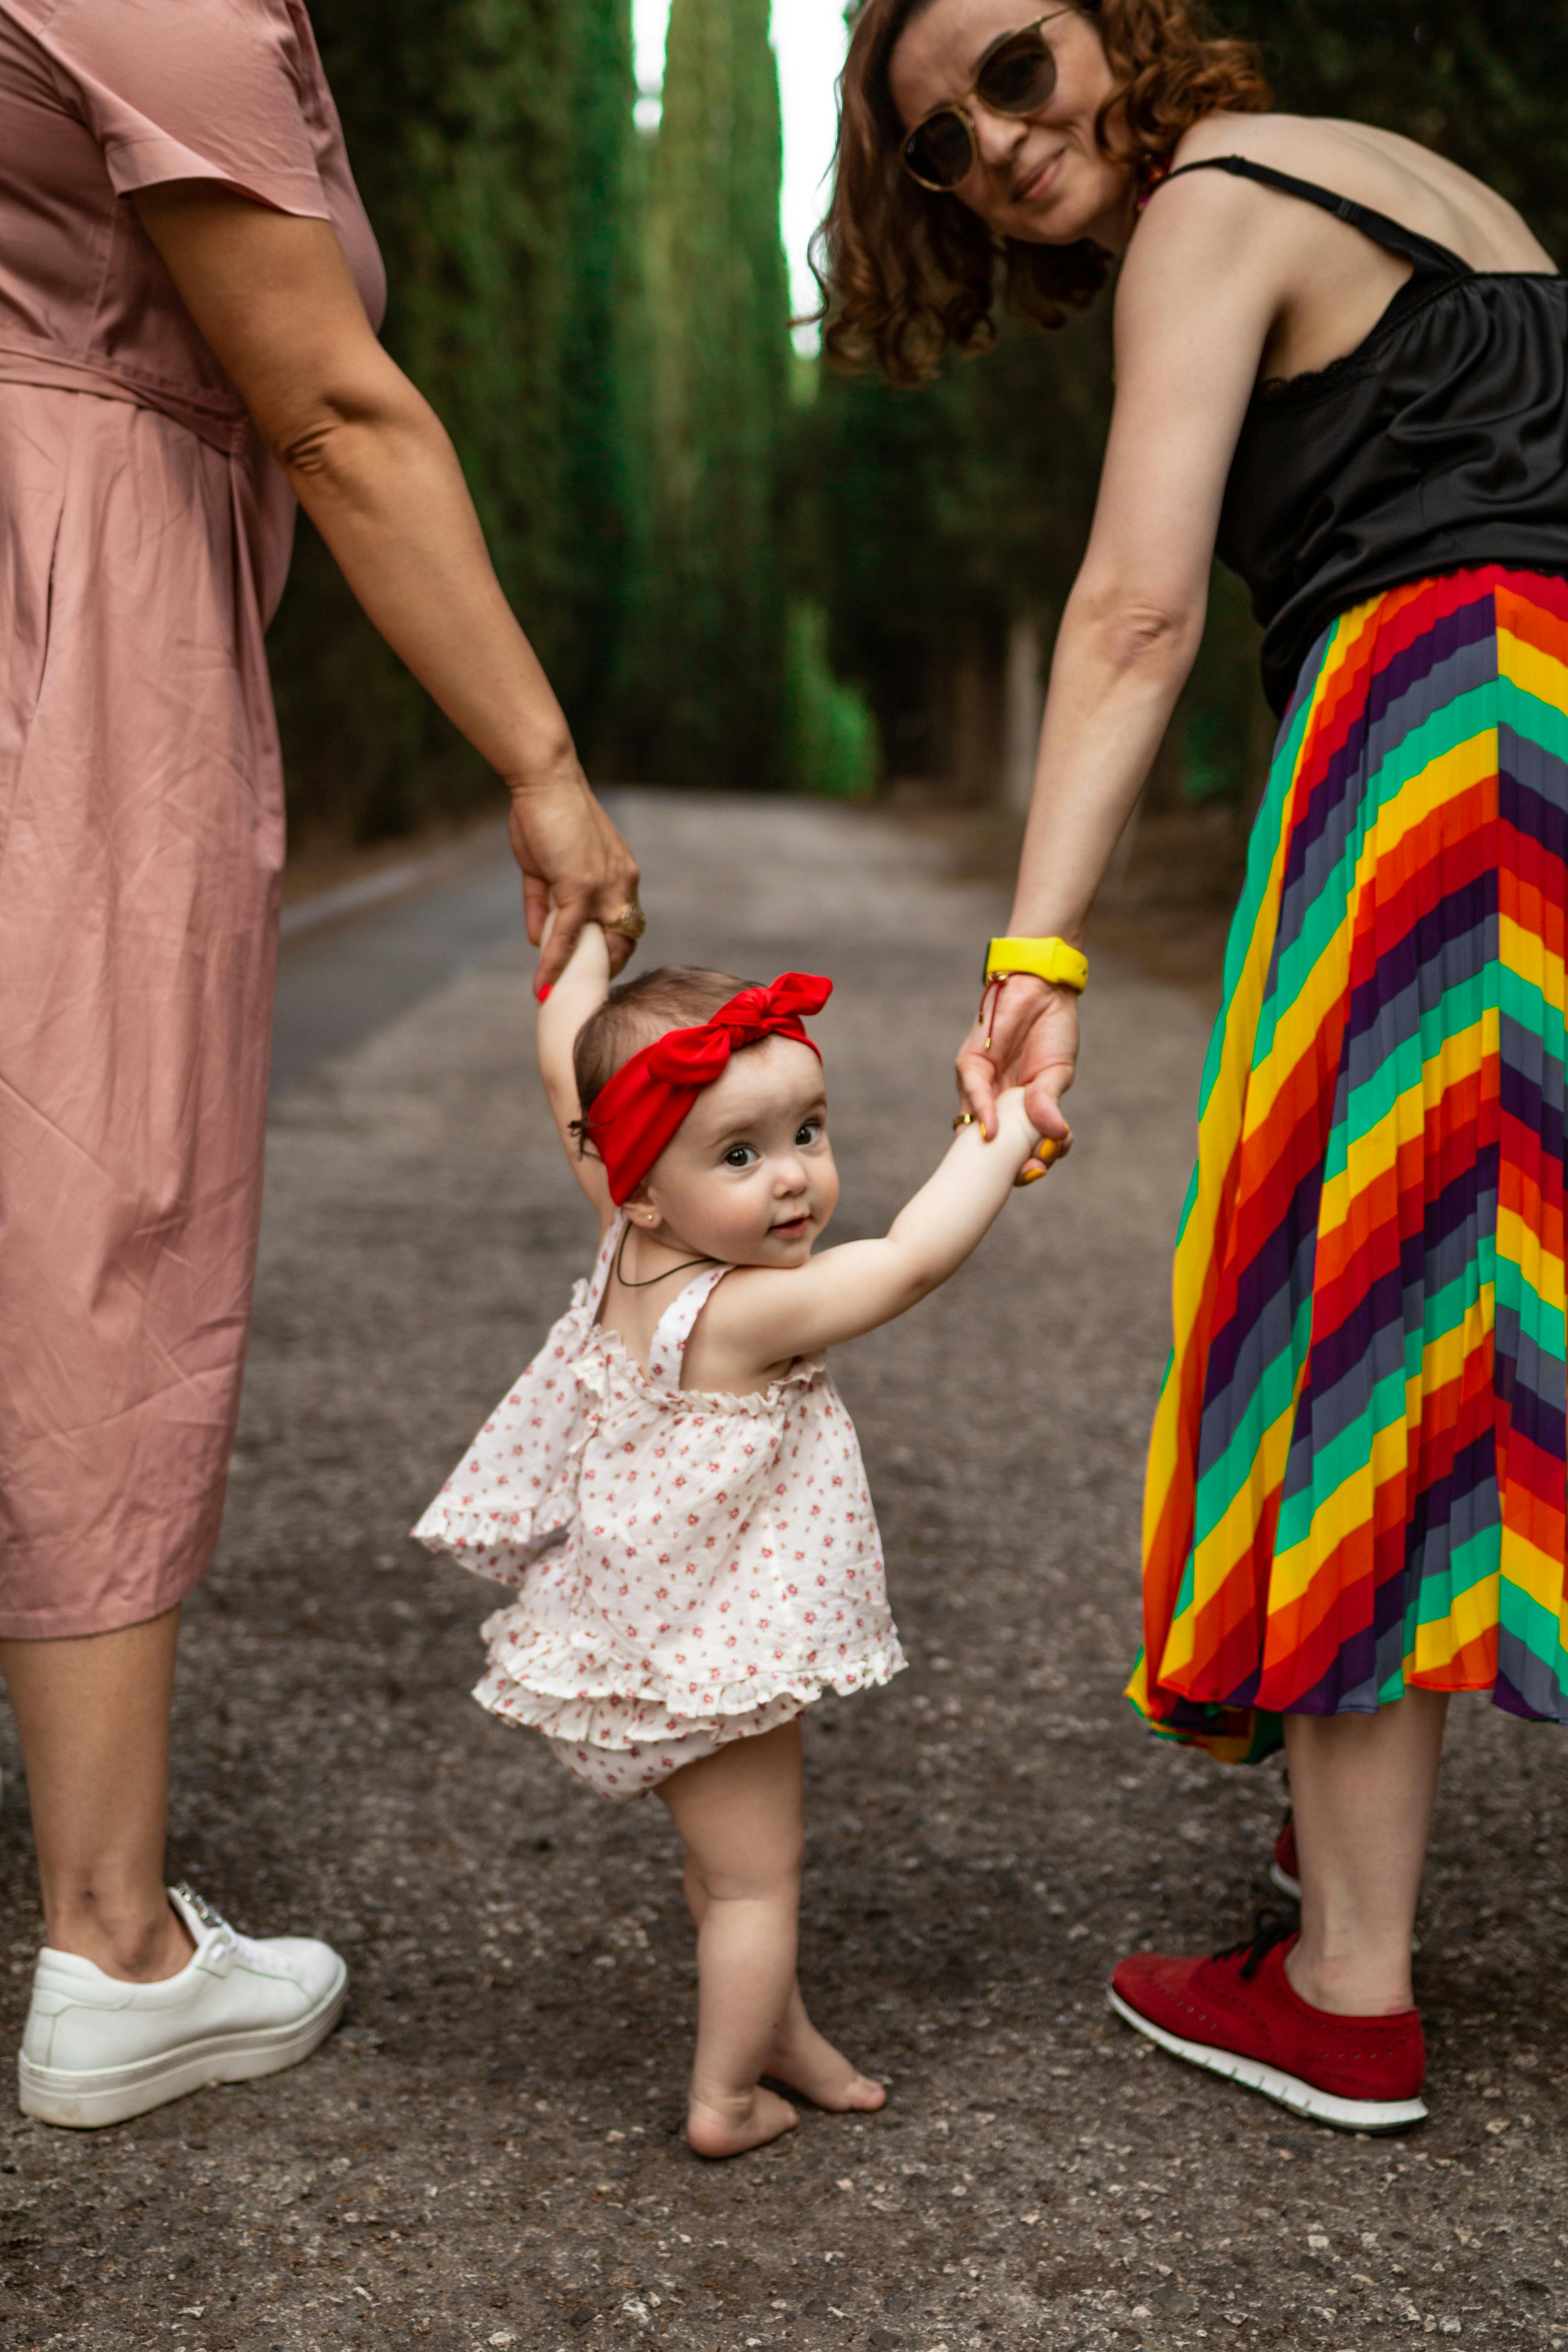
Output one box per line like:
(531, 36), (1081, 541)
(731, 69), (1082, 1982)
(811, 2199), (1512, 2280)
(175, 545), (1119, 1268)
(275, 0), (1568, 882)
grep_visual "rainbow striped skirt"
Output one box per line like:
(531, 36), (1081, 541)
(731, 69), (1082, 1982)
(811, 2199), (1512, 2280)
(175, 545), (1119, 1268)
(1129, 568), (1568, 1762)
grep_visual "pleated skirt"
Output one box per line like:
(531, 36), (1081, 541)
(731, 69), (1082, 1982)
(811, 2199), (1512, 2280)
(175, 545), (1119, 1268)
(1129, 568), (1568, 1761)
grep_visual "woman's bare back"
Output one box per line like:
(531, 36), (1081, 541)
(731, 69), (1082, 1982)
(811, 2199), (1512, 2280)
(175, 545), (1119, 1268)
(1169, 113), (1555, 386)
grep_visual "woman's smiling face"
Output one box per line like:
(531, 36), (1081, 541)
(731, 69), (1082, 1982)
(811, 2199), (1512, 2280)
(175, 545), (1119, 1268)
(887, 0), (1135, 250)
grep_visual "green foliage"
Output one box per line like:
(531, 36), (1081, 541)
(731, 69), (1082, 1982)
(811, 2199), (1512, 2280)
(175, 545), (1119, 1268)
(799, 308), (1112, 779)
(557, 0), (645, 746)
(270, 0), (641, 842)
(784, 603), (878, 798)
(623, 0), (794, 790)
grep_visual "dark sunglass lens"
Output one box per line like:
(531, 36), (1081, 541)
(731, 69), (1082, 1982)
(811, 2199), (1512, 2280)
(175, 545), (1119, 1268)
(906, 108), (975, 188)
(979, 32), (1056, 114)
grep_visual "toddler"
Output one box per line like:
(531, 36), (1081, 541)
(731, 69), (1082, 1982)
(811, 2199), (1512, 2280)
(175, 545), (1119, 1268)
(415, 924), (1054, 2156)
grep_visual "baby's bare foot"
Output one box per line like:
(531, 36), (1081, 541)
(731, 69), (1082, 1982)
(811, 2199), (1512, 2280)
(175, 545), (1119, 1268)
(686, 2083), (800, 2160)
(765, 2011), (886, 2114)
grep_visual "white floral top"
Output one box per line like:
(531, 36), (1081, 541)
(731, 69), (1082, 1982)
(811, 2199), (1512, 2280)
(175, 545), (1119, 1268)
(413, 1214), (905, 1752)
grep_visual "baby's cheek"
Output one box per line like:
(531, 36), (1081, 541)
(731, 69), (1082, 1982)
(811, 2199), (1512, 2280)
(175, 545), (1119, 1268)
(696, 1180), (772, 1263)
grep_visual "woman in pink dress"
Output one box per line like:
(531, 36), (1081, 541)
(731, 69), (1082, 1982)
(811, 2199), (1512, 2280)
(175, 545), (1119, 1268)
(0, 0), (641, 2127)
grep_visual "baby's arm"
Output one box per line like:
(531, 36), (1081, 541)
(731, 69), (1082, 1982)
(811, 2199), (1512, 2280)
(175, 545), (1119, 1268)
(707, 1090), (1046, 1366)
(536, 921), (615, 1220)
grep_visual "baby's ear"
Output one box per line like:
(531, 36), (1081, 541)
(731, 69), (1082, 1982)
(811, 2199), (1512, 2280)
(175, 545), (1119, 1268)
(623, 1181), (657, 1224)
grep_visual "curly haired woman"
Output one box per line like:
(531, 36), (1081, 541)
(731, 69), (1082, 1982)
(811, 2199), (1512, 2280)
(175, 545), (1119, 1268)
(820, 0), (1568, 2133)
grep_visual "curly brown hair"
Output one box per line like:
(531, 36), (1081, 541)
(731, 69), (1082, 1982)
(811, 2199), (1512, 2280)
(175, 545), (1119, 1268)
(817, 0), (1270, 383)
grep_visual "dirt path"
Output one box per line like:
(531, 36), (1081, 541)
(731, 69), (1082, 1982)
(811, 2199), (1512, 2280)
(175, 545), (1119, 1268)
(2, 793), (1564, 2352)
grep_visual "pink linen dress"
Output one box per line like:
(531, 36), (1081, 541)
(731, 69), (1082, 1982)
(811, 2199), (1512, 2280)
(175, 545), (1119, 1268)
(414, 1214), (907, 1800)
(0, 0), (385, 1637)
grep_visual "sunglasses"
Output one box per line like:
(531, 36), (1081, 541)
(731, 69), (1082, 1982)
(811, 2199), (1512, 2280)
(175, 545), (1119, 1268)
(899, 11), (1071, 193)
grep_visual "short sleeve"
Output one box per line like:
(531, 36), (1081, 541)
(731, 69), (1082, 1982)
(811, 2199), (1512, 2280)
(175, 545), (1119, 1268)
(43, 0), (330, 218)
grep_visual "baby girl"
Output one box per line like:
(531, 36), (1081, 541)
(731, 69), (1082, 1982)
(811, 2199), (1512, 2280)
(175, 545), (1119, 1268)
(415, 924), (1054, 2156)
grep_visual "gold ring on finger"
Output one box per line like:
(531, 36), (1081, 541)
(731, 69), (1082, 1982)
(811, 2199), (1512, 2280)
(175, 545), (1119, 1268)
(604, 902), (646, 942)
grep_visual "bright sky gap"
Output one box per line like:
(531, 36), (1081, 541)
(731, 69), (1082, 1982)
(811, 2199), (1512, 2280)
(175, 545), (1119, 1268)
(632, 0), (850, 343)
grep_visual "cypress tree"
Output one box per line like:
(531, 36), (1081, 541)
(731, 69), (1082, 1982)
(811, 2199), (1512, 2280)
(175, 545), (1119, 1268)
(633, 0), (793, 790)
(270, 0), (643, 841)
(557, 0), (645, 754)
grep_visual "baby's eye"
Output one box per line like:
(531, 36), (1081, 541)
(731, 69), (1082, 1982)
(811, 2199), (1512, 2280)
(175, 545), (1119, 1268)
(723, 1143), (759, 1169)
(795, 1120), (824, 1148)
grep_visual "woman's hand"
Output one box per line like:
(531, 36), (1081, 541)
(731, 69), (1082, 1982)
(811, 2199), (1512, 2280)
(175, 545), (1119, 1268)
(956, 975), (1078, 1171)
(509, 770), (642, 990)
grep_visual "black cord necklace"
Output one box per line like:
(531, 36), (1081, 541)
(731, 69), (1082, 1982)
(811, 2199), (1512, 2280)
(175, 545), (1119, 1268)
(613, 1221), (717, 1292)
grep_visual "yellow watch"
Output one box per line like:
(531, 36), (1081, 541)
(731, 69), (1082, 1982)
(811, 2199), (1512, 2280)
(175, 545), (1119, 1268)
(984, 936), (1088, 994)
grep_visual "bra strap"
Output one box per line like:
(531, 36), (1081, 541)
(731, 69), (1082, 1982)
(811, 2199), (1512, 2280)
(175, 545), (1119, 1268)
(647, 1265), (731, 1392)
(1158, 155), (1468, 280)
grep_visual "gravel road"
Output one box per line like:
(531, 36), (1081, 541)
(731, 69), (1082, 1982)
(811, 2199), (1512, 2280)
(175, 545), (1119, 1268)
(2, 791), (1565, 2352)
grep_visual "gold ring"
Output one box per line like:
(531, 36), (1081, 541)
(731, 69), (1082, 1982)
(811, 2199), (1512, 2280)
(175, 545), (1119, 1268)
(953, 1111), (979, 1131)
(604, 902), (646, 942)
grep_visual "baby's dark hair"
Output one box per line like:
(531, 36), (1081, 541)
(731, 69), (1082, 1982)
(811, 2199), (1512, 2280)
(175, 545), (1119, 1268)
(573, 965), (755, 1151)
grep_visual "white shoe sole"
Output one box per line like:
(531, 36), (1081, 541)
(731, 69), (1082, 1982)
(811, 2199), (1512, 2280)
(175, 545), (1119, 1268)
(17, 1959), (348, 2129)
(1107, 1986), (1427, 2134)
(1269, 1859), (1303, 1901)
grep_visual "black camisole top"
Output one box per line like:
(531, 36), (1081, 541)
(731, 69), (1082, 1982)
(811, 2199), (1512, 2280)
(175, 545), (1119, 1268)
(1159, 156), (1568, 715)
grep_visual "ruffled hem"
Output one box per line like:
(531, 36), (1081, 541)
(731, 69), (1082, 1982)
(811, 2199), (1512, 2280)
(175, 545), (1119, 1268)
(474, 1670), (813, 1752)
(477, 1604), (906, 1740)
(411, 1509), (572, 1585)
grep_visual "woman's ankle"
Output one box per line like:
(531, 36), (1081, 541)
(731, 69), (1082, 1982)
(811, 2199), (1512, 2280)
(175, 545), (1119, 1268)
(1285, 1936), (1414, 2018)
(44, 1887), (195, 1981)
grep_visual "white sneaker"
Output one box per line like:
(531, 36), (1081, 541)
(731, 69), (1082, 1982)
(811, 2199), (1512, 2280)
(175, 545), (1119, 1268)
(17, 1883), (348, 2128)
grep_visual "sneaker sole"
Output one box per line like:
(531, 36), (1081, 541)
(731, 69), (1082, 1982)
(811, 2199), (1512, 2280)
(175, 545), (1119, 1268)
(16, 1960), (348, 2130)
(1106, 1986), (1427, 2134)
(1269, 1860), (1303, 1901)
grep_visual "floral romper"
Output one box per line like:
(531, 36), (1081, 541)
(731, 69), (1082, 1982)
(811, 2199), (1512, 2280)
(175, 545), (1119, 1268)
(413, 1213), (906, 1798)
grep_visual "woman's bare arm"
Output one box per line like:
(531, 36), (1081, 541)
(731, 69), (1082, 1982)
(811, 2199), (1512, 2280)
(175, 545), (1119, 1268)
(957, 165), (1282, 1134)
(133, 185), (637, 988)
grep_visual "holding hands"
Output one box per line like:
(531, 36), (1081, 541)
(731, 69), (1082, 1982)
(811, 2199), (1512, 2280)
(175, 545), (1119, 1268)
(955, 941), (1084, 1184)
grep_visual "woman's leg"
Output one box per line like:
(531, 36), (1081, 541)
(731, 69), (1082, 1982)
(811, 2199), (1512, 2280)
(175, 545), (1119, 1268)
(1, 1607), (195, 1982)
(1283, 1687), (1450, 2016)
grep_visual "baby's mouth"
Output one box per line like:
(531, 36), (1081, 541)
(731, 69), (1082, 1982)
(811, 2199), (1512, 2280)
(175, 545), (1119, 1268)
(770, 1215), (810, 1239)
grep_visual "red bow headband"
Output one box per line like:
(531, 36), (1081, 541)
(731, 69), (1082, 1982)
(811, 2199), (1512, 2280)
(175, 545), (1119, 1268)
(585, 973), (833, 1204)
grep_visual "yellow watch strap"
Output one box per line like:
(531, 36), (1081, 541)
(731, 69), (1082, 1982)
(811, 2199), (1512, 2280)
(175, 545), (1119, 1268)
(985, 936), (1089, 994)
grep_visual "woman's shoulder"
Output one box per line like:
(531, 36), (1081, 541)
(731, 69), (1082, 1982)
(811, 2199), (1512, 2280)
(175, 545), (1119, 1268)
(1164, 114), (1553, 274)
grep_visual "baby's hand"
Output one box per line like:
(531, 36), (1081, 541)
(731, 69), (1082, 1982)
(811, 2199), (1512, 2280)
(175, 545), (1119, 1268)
(992, 1084), (1066, 1187)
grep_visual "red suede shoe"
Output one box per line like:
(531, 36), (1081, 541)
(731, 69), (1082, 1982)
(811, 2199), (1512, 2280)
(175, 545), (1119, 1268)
(1109, 1917), (1426, 2133)
(1271, 1812), (1302, 1900)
